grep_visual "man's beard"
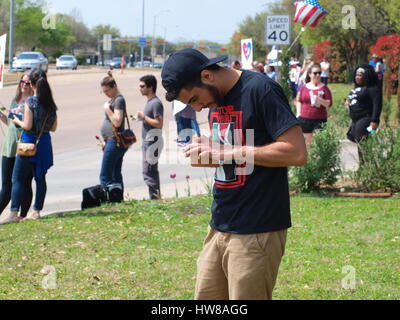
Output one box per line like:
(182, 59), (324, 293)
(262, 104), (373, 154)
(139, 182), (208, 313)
(202, 83), (224, 108)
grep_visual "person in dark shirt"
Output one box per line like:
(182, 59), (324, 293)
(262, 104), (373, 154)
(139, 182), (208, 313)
(346, 64), (382, 143)
(161, 48), (307, 300)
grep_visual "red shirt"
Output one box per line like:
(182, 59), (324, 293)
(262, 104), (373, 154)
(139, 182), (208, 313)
(299, 84), (332, 120)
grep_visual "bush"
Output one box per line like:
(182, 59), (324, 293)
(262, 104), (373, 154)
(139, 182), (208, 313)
(290, 123), (342, 192)
(351, 127), (400, 192)
(75, 53), (87, 65)
(328, 100), (351, 135)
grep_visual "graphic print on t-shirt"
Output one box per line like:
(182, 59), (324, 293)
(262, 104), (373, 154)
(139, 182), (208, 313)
(210, 105), (246, 189)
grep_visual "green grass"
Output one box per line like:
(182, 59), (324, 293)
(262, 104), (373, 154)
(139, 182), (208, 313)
(3, 72), (24, 83)
(0, 195), (398, 300)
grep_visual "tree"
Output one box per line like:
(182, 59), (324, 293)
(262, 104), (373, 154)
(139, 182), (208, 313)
(14, 5), (46, 50)
(229, 12), (269, 62)
(58, 9), (96, 54)
(301, 0), (395, 81)
(371, 34), (400, 124)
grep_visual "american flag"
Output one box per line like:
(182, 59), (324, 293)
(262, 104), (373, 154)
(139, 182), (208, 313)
(293, 0), (328, 28)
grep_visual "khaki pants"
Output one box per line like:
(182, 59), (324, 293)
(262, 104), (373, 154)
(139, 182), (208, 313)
(195, 227), (287, 300)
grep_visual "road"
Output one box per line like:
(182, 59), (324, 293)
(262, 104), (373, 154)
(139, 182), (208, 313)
(0, 68), (213, 215)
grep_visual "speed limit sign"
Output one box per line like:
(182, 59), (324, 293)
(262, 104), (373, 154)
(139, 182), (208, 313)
(266, 15), (290, 45)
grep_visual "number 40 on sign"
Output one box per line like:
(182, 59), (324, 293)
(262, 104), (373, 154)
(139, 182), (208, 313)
(266, 15), (291, 46)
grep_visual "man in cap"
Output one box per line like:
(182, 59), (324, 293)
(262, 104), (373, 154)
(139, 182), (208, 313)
(161, 48), (307, 300)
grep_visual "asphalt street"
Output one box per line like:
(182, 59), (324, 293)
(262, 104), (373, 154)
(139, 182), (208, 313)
(0, 68), (213, 215)
(0, 68), (358, 216)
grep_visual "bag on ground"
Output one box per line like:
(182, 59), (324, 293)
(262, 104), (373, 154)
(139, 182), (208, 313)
(106, 183), (123, 202)
(81, 185), (107, 210)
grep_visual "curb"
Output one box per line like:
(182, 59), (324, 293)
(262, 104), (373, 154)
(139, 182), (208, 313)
(2, 68), (110, 87)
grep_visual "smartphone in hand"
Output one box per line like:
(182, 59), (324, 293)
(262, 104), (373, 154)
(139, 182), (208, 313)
(8, 112), (23, 121)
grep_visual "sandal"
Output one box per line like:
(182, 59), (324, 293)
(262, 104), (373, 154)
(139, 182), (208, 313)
(0, 212), (20, 226)
(23, 211), (41, 220)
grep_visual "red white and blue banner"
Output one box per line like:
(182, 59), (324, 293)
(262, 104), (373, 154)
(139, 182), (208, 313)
(293, 0), (328, 28)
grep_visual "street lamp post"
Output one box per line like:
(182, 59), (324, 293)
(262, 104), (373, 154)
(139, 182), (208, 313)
(140, 0), (144, 66)
(155, 24), (167, 62)
(9, 0), (15, 71)
(162, 27), (167, 61)
(151, 10), (169, 64)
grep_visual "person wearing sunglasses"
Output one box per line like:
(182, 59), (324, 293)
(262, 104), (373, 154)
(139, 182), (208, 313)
(296, 63), (332, 146)
(0, 74), (34, 225)
(136, 75), (164, 200)
(1, 69), (57, 224)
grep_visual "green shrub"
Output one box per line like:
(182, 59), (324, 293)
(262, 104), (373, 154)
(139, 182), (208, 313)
(328, 100), (351, 135)
(351, 127), (400, 192)
(290, 123), (342, 192)
(75, 53), (87, 65)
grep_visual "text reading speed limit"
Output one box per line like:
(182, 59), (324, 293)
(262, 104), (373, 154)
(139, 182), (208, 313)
(266, 15), (291, 45)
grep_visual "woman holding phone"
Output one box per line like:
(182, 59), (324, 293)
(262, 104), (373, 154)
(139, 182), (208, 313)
(1, 68), (58, 224)
(0, 74), (33, 224)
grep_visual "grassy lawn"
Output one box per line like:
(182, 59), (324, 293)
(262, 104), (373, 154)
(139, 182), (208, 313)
(0, 195), (398, 300)
(3, 72), (24, 84)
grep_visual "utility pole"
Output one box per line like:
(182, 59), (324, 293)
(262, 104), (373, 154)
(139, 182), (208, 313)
(162, 27), (167, 62)
(151, 11), (169, 64)
(9, 0), (15, 71)
(140, 0), (144, 66)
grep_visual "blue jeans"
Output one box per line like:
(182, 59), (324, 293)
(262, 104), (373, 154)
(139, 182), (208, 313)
(175, 116), (193, 143)
(11, 155), (46, 212)
(99, 138), (127, 189)
(0, 156), (33, 217)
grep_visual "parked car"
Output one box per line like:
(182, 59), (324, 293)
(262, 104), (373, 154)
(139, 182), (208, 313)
(56, 55), (78, 70)
(96, 59), (112, 67)
(134, 61), (151, 68)
(109, 57), (127, 69)
(150, 62), (163, 69)
(12, 52), (48, 72)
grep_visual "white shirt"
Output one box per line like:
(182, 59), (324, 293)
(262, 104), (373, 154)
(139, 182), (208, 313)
(320, 61), (330, 78)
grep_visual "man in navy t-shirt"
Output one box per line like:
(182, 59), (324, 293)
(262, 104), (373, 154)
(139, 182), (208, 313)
(161, 49), (307, 300)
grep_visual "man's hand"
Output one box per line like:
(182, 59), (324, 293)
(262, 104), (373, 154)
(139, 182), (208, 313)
(135, 111), (145, 121)
(370, 122), (379, 130)
(184, 136), (227, 167)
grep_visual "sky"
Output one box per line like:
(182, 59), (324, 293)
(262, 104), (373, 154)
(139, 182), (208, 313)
(45, 0), (274, 44)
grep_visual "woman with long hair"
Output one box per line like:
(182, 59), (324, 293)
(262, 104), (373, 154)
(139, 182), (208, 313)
(2, 68), (58, 224)
(346, 64), (382, 143)
(99, 71), (128, 197)
(0, 74), (34, 224)
(296, 63), (332, 146)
